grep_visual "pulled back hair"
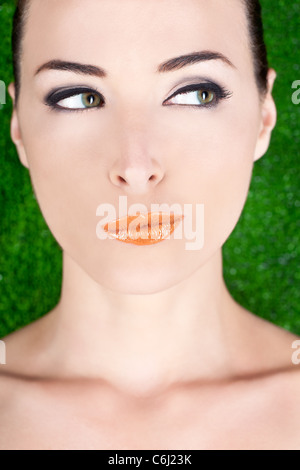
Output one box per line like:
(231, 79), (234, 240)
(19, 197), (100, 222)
(11, 0), (269, 107)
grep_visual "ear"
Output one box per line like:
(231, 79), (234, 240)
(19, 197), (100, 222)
(253, 68), (277, 163)
(8, 82), (29, 169)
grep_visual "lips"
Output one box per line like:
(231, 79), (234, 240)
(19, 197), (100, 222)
(103, 212), (184, 245)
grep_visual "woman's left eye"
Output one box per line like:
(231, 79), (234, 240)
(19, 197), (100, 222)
(169, 89), (215, 106)
(164, 83), (232, 108)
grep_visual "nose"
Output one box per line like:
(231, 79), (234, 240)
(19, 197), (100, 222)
(108, 118), (165, 195)
(110, 163), (164, 195)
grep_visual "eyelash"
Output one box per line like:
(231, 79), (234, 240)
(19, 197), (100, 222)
(44, 87), (103, 113)
(163, 82), (232, 109)
(44, 82), (233, 113)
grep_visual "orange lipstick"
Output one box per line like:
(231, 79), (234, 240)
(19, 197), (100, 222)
(103, 212), (184, 245)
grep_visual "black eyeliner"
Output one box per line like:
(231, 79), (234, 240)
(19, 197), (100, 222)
(43, 81), (232, 112)
(44, 86), (104, 111)
(163, 82), (233, 108)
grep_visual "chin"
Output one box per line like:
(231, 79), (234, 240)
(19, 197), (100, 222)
(100, 266), (184, 295)
(84, 256), (190, 295)
(69, 234), (216, 294)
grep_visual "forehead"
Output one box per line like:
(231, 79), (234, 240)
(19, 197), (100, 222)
(22, 0), (250, 77)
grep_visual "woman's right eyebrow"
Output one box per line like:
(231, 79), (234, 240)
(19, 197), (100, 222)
(35, 60), (106, 78)
(34, 51), (236, 78)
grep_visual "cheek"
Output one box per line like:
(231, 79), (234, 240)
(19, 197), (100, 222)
(170, 104), (260, 250)
(19, 113), (104, 253)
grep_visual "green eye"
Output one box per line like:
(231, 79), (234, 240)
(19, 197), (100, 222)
(197, 90), (214, 105)
(56, 92), (103, 109)
(81, 93), (102, 108)
(166, 87), (218, 107)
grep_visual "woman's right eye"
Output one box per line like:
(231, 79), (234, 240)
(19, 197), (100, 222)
(45, 89), (104, 111)
(57, 92), (103, 109)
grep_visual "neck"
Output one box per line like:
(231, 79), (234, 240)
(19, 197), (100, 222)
(42, 249), (240, 398)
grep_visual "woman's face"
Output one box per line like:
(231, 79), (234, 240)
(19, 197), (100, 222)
(10, 0), (274, 294)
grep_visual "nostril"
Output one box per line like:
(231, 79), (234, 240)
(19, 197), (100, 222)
(117, 174), (155, 184)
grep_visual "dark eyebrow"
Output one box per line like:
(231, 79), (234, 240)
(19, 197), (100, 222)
(156, 51), (236, 73)
(35, 50), (235, 78)
(35, 60), (107, 78)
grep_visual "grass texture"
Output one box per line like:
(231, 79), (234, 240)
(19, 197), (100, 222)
(0, 0), (299, 337)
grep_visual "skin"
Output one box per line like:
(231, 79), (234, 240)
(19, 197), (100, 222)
(1, 0), (300, 450)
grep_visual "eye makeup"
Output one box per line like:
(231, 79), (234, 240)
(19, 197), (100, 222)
(163, 82), (232, 109)
(43, 80), (232, 112)
(44, 86), (105, 112)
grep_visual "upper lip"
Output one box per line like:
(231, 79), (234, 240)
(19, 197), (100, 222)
(104, 212), (184, 231)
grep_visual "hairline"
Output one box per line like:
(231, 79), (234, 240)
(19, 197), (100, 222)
(13, 0), (268, 107)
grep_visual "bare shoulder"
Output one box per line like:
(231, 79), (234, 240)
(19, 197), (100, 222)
(0, 366), (27, 447)
(229, 300), (300, 376)
(0, 368), (15, 405)
(0, 314), (56, 433)
(261, 365), (300, 445)
(0, 310), (56, 378)
(274, 365), (300, 401)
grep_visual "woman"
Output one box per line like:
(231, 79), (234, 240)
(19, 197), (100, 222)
(0, 0), (299, 450)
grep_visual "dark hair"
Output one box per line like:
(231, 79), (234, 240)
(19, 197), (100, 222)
(11, 0), (30, 108)
(11, 0), (269, 108)
(241, 0), (269, 98)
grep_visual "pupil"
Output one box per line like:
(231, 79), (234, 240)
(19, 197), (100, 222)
(198, 90), (213, 104)
(83, 94), (96, 106)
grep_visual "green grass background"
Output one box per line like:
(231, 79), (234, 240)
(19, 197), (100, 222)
(0, 0), (299, 337)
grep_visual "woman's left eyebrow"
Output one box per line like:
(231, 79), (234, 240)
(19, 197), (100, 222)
(34, 51), (236, 78)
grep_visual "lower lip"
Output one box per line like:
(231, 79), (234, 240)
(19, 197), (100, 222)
(103, 212), (184, 246)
